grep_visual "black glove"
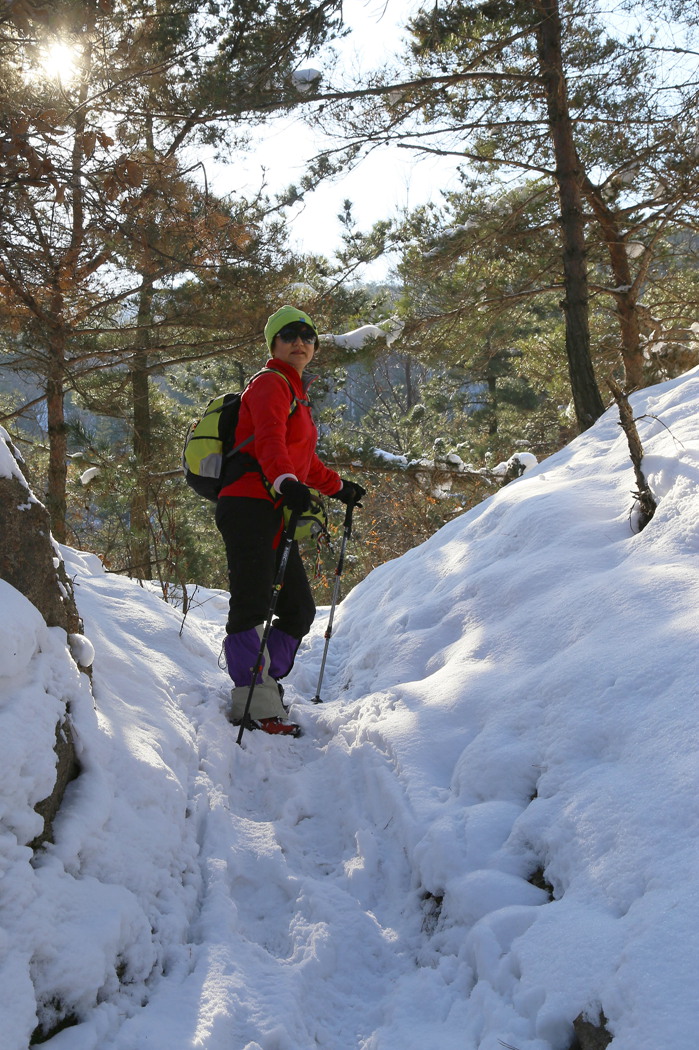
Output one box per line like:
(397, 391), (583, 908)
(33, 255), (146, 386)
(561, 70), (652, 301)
(334, 479), (366, 506)
(279, 478), (312, 514)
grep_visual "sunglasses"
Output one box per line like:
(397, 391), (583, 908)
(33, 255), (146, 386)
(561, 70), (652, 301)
(277, 324), (316, 345)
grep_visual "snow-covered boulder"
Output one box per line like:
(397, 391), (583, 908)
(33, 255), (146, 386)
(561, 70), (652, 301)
(0, 426), (83, 849)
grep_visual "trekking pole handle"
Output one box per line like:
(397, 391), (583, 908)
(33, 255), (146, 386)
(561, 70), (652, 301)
(344, 494), (359, 533)
(335, 498), (357, 577)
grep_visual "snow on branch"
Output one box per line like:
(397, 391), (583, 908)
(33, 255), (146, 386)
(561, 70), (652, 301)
(291, 68), (322, 93)
(323, 317), (404, 351)
(491, 451), (539, 482)
(335, 447), (539, 498)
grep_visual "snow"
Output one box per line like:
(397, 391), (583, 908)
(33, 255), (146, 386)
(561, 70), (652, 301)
(0, 580), (46, 678)
(326, 318), (404, 350)
(625, 241), (645, 259)
(68, 633), (96, 669)
(0, 424), (28, 483)
(1, 367), (699, 1049)
(291, 68), (322, 92)
(492, 451), (539, 477)
(327, 323), (384, 349)
(79, 467), (100, 486)
(373, 448), (409, 466)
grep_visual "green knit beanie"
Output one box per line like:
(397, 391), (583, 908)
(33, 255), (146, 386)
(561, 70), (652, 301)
(264, 305), (318, 351)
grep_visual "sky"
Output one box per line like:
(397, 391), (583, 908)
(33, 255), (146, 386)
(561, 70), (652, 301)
(1, 364), (698, 1049)
(214, 0), (697, 279)
(215, 0), (464, 274)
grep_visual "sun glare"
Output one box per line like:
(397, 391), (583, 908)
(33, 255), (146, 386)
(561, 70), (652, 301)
(35, 39), (81, 87)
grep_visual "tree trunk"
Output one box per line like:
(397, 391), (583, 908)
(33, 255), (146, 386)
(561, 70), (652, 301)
(606, 376), (656, 530)
(535, 0), (605, 430)
(44, 66), (91, 545)
(615, 292), (644, 390)
(46, 333), (68, 543)
(129, 283), (155, 580)
(580, 175), (645, 389)
(487, 373), (498, 435)
(405, 356), (416, 410)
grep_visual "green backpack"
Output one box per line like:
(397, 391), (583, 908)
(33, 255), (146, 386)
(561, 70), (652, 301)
(280, 489), (329, 543)
(182, 369), (328, 542)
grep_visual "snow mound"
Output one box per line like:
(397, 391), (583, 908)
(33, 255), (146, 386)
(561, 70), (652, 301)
(0, 580), (45, 678)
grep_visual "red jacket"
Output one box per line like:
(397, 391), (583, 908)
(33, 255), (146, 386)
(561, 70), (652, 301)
(219, 357), (342, 501)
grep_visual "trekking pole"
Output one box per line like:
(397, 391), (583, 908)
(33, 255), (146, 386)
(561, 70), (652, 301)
(237, 512), (299, 746)
(310, 498), (357, 704)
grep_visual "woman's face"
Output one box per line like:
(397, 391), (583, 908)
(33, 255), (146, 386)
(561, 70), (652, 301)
(271, 323), (317, 374)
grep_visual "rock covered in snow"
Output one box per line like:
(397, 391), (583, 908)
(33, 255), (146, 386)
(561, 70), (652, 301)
(0, 425), (30, 486)
(0, 431), (80, 635)
(0, 428), (84, 852)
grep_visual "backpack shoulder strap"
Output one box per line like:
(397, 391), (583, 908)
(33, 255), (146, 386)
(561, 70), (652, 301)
(228, 367), (305, 459)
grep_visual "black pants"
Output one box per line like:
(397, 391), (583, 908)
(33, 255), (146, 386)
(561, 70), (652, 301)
(215, 496), (315, 639)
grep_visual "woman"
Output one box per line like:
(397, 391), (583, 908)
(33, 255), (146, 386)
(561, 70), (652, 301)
(216, 305), (365, 736)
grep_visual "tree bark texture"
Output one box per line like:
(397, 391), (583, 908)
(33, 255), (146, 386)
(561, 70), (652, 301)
(129, 282), (155, 579)
(535, 0), (605, 430)
(46, 331), (68, 543)
(130, 350), (153, 580)
(581, 175), (645, 390)
(42, 83), (89, 545)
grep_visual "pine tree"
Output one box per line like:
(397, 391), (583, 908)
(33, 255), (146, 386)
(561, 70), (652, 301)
(307, 0), (699, 418)
(0, 0), (345, 544)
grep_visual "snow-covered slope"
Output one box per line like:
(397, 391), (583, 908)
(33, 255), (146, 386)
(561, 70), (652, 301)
(0, 368), (698, 1050)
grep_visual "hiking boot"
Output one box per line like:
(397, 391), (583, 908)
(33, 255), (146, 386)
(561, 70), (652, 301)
(254, 716), (302, 737)
(232, 713), (301, 737)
